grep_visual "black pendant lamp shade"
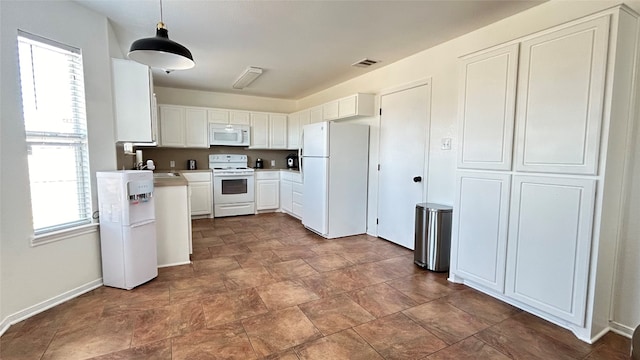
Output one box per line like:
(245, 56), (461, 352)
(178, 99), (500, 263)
(128, 19), (194, 71)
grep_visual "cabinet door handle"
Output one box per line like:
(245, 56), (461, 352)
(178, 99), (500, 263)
(413, 176), (422, 183)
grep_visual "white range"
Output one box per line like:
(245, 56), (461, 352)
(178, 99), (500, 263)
(209, 154), (255, 217)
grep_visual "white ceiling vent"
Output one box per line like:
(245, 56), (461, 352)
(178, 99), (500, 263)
(352, 58), (380, 68)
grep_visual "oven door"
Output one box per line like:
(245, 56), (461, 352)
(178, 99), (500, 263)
(213, 174), (255, 204)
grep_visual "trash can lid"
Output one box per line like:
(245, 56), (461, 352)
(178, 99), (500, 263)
(416, 203), (453, 211)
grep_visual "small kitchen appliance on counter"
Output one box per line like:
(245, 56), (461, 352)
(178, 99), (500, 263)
(187, 159), (197, 170)
(286, 153), (299, 169)
(255, 158), (264, 169)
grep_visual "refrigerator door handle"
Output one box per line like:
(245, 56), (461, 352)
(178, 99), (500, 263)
(299, 128), (304, 176)
(130, 219), (155, 228)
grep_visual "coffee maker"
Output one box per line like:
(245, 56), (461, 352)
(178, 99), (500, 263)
(286, 153), (299, 169)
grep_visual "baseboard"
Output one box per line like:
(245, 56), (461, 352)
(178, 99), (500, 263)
(610, 321), (635, 338)
(0, 278), (103, 337)
(158, 261), (191, 268)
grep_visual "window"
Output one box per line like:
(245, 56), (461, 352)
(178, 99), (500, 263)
(17, 31), (92, 240)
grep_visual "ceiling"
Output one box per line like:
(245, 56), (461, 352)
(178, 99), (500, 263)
(76, 0), (545, 100)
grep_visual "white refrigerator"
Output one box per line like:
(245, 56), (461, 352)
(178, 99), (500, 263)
(97, 171), (158, 290)
(302, 122), (369, 238)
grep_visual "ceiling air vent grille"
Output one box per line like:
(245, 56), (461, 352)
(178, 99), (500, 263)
(352, 58), (379, 68)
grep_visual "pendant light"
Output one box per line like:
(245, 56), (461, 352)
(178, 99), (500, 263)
(128, 0), (194, 71)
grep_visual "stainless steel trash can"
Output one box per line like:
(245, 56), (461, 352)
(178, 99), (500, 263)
(414, 203), (453, 272)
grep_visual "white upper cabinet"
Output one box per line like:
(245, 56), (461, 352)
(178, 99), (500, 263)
(158, 105), (185, 147)
(184, 108), (208, 148)
(250, 112), (269, 148)
(514, 17), (610, 175)
(506, 175), (595, 325)
(112, 59), (156, 143)
(158, 105), (208, 148)
(310, 106), (323, 123)
(451, 172), (511, 292)
(207, 109), (229, 124)
(321, 93), (375, 121)
(457, 44), (519, 171)
(230, 111), (251, 125)
(249, 112), (288, 149)
(269, 114), (288, 149)
(288, 109), (310, 149)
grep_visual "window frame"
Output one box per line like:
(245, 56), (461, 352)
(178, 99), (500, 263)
(17, 30), (96, 246)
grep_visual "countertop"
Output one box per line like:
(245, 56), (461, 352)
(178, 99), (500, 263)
(153, 173), (188, 187)
(254, 168), (300, 173)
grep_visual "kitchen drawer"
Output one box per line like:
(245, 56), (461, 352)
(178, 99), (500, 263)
(181, 171), (211, 182)
(292, 182), (304, 194)
(256, 171), (280, 180)
(291, 173), (302, 183)
(280, 171), (293, 181)
(292, 191), (303, 205)
(292, 202), (303, 218)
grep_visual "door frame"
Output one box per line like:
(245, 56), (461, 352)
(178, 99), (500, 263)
(375, 78), (432, 236)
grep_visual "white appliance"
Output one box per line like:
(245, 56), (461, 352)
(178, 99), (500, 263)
(302, 122), (369, 238)
(97, 170), (158, 290)
(209, 124), (250, 146)
(209, 154), (255, 217)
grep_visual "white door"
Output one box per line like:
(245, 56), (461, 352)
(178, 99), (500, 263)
(377, 81), (431, 249)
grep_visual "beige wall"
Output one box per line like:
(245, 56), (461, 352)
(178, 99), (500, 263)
(0, 1), (116, 325)
(155, 87), (296, 113)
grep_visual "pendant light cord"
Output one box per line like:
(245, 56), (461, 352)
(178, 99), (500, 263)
(159, 0), (164, 23)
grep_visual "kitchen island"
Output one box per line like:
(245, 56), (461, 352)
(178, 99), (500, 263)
(153, 173), (192, 267)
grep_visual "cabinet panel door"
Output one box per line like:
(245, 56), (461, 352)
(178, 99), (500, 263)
(256, 180), (279, 210)
(270, 114), (288, 149)
(506, 175), (595, 325)
(250, 113), (269, 148)
(338, 95), (357, 118)
(514, 17), (609, 175)
(323, 101), (339, 120)
(112, 59), (153, 142)
(185, 108), (209, 148)
(208, 109), (229, 124)
(457, 44), (519, 170)
(288, 113), (300, 150)
(280, 180), (293, 213)
(230, 111), (251, 125)
(159, 106), (185, 147)
(189, 182), (212, 215)
(451, 172), (511, 292)
(310, 106), (323, 123)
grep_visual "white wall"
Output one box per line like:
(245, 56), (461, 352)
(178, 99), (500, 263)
(292, 0), (640, 333)
(155, 87), (296, 113)
(0, 1), (117, 326)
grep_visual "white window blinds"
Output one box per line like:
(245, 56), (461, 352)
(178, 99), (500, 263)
(17, 31), (92, 240)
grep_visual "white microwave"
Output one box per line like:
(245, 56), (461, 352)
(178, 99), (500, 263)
(209, 124), (250, 146)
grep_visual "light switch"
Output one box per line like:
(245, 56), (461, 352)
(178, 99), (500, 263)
(441, 138), (452, 150)
(271, 160), (276, 167)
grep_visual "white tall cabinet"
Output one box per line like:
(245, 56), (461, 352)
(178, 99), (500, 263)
(450, 7), (639, 342)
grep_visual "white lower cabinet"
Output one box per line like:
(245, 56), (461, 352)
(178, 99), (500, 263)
(154, 185), (191, 267)
(280, 179), (293, 213)
(256, 171), (280, 211)
(280, 171), (303, 219)
(451, 172), (510, 292)
(506, 175), (596, 325)
(181, 171), (213, 218)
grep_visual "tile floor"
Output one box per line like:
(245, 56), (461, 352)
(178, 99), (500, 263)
(0, 213), (631, 359)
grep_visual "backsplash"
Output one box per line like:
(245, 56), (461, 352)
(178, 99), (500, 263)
(117, 145), (294, 171)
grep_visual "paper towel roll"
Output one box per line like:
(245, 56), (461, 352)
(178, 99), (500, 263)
(135, 150), (143, 165)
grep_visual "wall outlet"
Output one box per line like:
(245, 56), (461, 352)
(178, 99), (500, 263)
(170, 160), (175, 168)
(271, 160), (276, 167)
(441, 138), (452, 150)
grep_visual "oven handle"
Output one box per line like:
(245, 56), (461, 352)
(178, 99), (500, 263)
(214, 174), (254, 178)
